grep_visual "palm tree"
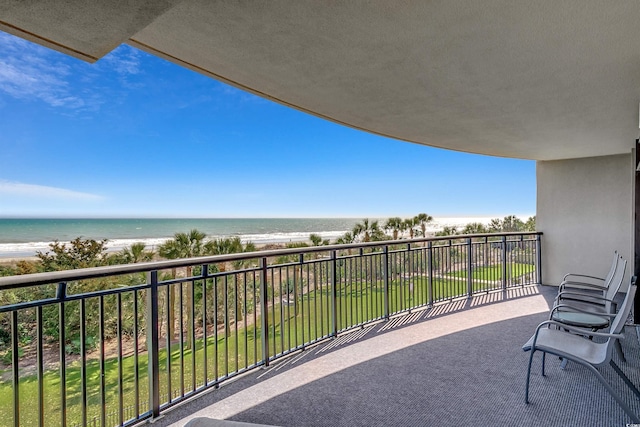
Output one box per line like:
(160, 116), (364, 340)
(502, 215), (525, 232)
(205, 237), (257, 327)
(120, 242), (154, 263)
(461, 222), (487, 235)
(435, 225), (458, 237)
(487, 218), (503, 233)
(525, 216), (536, 232)
(335, 232), (355, 245)
(403, 217), (417, 239)
(309, 233), (323, 246)
(414, 213), (433, 237)
(384, 217), (404, 240)
(159, 229), (207, 349)
(158, 239), (181, 339)
(352, 218), (384, 243)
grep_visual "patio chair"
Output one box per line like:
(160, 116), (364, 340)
(522, 278), (639, 423)
(558, 251), (621, 294)
(550, 259), (627, 364)
(552, 257), (626, 324)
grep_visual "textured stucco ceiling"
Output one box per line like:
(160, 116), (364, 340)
(2, 1), (640, 160)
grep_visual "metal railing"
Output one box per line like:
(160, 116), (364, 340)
(0, 232), (541, 427)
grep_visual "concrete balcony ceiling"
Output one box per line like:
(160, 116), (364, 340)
(2, 1), (640, 160)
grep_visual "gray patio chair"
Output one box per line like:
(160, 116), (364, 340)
(553, 257), (626, 322)
(522, 278), (638, 423)
(551, 259), (627, 364)
(558, 250), (621, 295)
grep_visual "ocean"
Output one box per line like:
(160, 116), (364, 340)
(0, 217), (497, 258)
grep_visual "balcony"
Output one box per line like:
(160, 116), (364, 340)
(1, 232), (638, 426)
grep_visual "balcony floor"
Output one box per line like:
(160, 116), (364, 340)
(157, 285), (640, 427)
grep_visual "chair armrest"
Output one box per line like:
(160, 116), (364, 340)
(550, 304), (616, 319)
(559, 281), (607, 291)
(561, 273), (605, 282)
(555, 291), (611, 307)
(536, 320), (624, 340)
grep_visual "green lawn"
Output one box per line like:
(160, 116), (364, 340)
(446, 262), (535, 281)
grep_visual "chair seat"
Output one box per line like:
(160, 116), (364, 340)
(522, 327), (610, 366)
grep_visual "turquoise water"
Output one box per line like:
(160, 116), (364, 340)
(0, 218), (363, 257)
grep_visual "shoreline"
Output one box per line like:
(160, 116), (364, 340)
(0, 216), (532, 263)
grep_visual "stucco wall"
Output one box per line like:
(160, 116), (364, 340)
(537, 153), (633, 288)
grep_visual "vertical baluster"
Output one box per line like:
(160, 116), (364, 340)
(80, 299), (87, 427)
(383, 246), (390, 320)
(331, 250), (338, 337)
(99, 296), (106, 427)
(146, 271), (161, 420)
(466, 238), (473, 297)
(179, 281), (184, 397)
(260, 257), (269, 367)
(11, 310), (19, 427)
(133, 290), (140, 418)
(536, 233), (542, 284)
(58, 282), (67, 427)
(191, 277), (196, 391)
(253, 270), (258, 367)
(117, 293), (123, 426)
(234, 273), (239, 374)
(202, 265), (208, 386)
(243, 270), (248, 370)
(298, 254), (305, 346)
(36, 306), (44, 427)
(501, 236), (508, 290)
(318, 260), (324, 338)
(223, 275), (229, 376)
(214, 276), (219, 381)
(270, 268), (276, 358)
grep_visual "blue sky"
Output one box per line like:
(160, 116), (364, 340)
(0, 31), (535, 219)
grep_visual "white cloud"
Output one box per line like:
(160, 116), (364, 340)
(101, 45), (142, 75)
(0, 32), (146, 111)
(0, 180), (104, 201)
(0, 32), (86, 108)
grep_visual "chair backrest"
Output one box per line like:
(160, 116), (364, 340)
(602, 250), (620, 286)
(609, 277), (637, 335)
(603, 257), (627, 312)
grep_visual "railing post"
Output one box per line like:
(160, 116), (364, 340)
(383, 245), (390, 319)
(146, 271), (161, 420)
(427, 241), (434, 306)
(11, 310), (18, 427)
(260, 257), (270, 367)
(331, 250), (338, 336)
(57, 282), (67, 427)
(501, 236), (508, 290)
(536, 233), (542, 284)
(466, 238), (473, 297)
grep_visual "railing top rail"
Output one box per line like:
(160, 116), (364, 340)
(0, 231), (542, 289)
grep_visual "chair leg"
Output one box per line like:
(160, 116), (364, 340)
(615, 340), (626, 363)
(541, 352), (546, 376)
(611, 360), (640, 399)
(588, 363), (640, 423)
(525, 349), (536, 404)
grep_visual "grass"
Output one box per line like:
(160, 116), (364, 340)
(446, 262), (536, 281)
(0, 264), (535, 426)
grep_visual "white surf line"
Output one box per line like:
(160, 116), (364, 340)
(169, 292), (550, 426)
